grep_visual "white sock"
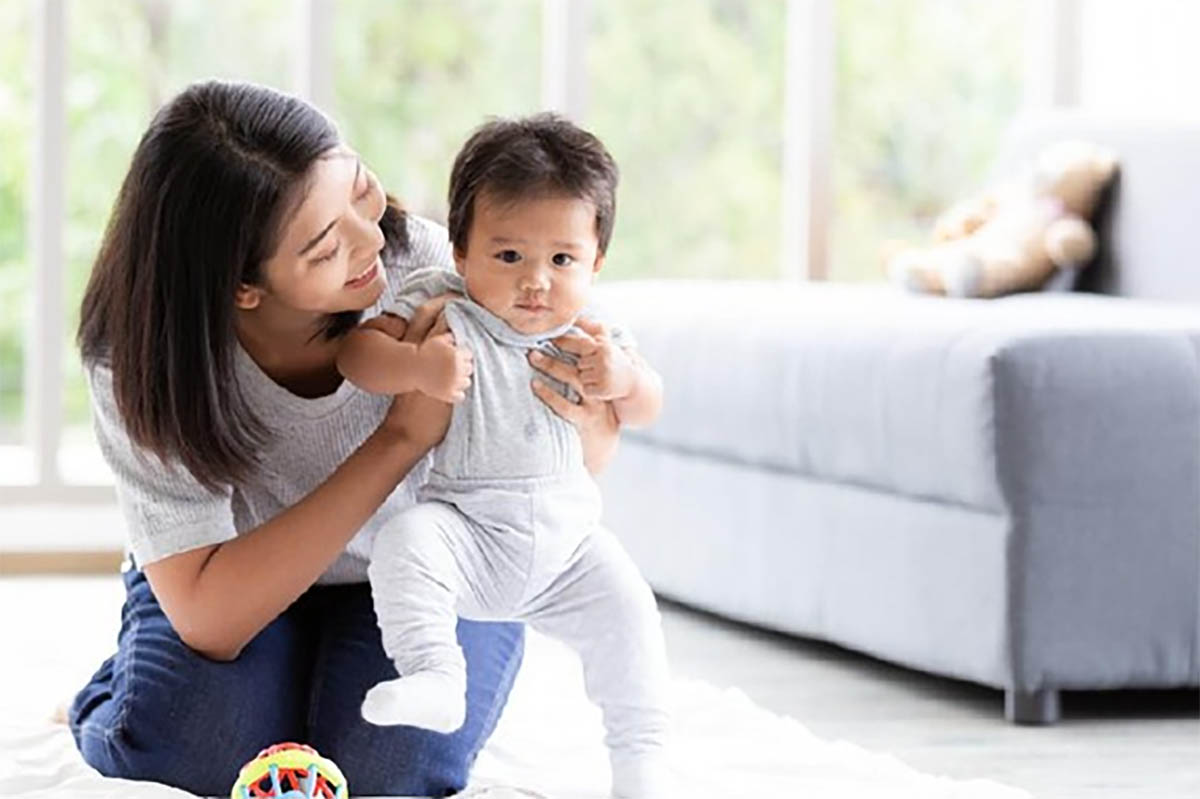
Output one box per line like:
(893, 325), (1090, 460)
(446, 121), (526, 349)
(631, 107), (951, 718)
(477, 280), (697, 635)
(360, 669), (467, 733)
(611, 754), (672, 799)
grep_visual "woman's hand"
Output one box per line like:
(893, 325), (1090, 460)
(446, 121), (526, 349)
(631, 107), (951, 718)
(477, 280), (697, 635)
(529, 321), (622, 476)
(381, 383), (452, 450)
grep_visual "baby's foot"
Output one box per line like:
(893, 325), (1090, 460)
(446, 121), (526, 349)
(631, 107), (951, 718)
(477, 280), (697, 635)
(361, 670), (466, 733)
(611, 755), (673, 799)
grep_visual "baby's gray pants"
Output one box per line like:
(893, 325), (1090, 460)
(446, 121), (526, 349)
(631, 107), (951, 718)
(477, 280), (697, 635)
(368, 473), (670, 782)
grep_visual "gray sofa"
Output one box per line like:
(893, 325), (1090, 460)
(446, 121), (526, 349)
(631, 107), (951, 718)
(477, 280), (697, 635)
(595, 114), (1200, 724)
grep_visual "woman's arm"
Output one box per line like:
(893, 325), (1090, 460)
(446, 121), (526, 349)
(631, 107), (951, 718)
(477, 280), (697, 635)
(144, 389), (451, 662)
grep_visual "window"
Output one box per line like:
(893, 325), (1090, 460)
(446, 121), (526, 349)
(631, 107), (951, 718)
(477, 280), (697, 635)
(4, 0), (1051, 501)
(0, 1), (31, 449)
(334, 0), (543, 224)
(830, 0), (1029, 281)
(588, 0), (786, 280)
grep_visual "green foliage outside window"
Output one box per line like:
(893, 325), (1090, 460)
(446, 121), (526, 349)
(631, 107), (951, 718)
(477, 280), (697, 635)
(831, 0), (1027, 281)
(333, 0), (542, 223)
(587, 0), (786, 281)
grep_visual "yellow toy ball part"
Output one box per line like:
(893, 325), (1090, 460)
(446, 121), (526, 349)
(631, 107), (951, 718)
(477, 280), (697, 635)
(230, 742), (348, 799)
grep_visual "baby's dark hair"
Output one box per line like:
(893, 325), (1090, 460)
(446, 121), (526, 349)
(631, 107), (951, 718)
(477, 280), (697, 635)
(447, 112), (618, 255)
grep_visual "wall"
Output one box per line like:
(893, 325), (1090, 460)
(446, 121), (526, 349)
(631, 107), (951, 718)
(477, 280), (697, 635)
(1080, 0), (1200, 119)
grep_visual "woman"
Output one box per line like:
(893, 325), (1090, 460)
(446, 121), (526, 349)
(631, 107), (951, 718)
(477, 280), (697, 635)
(69, 80), (621, 797)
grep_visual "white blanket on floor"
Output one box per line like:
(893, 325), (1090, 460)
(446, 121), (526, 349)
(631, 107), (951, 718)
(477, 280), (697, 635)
(0, 631), (1028, 799)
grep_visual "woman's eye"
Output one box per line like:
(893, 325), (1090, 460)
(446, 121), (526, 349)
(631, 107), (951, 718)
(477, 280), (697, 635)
(496, 250), (521, 264)
(552, 253), (574, 267)
(313, 245), (339, 264)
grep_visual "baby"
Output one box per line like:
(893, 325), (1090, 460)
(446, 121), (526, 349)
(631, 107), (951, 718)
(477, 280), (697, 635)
(337, 114), (670, 799)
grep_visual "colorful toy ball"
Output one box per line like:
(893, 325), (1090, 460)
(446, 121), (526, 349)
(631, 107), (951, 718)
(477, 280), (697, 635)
(230, 742), (349, 799)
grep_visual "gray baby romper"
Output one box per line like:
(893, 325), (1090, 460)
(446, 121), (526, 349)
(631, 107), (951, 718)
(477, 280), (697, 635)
(368, 267), (670, 795)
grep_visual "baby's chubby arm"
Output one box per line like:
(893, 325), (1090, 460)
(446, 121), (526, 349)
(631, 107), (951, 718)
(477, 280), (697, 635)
(336, 312), (473, 403)
(337, 267), (474, 403)
(552, 318), (663, 428)
(610, 347), (664, 428)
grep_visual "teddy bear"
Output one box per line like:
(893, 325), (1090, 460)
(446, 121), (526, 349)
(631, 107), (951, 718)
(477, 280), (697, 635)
(884, 139), (1119, 298)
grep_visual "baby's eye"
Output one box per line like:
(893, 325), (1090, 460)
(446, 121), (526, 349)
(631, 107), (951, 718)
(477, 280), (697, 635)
(496, 250), (521, 264)
(551, 253), (575, 267)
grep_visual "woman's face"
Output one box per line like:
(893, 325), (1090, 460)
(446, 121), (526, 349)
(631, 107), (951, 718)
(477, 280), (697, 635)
(252, 147), (388, 317)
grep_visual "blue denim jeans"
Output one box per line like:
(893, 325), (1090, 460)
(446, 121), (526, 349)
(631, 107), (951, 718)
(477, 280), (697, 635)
(69, 565), (525, 797)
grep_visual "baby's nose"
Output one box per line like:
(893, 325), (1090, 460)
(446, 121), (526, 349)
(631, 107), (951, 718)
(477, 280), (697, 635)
(518, 268), (551, 290)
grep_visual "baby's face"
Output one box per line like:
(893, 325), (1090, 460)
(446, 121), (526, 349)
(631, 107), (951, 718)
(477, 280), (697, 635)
(455, 191), (603, 335)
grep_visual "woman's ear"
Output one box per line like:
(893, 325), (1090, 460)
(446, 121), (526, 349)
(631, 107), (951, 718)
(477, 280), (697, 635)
(592, 252), (606, 278)
(234, 283), (265, 310)
(454, 247), (468, 277)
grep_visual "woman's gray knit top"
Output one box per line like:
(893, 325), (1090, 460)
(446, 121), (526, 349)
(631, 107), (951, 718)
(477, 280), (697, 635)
(87, 214), (451, 583)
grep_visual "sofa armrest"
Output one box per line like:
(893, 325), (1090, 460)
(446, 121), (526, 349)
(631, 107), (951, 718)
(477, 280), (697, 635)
(991, 330), (1200, 691)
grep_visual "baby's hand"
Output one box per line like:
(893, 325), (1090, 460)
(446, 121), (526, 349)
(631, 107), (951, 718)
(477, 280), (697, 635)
(575, 321), (637, 401)
(416, 321), (473, 403)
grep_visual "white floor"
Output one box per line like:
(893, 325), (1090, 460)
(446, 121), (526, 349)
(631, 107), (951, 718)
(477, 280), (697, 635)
(0, 574), (1196, 798)
(658, 600), (1200, 799)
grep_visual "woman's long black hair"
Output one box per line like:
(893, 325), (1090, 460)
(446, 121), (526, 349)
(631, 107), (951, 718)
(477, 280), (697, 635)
(78, 80), (408, 490)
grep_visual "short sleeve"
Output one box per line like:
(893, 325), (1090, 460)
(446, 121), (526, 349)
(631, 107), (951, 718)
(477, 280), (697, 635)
(87, 363), (238, 567)
(387, 213), (455, 280)
(384, 267), (466, 321)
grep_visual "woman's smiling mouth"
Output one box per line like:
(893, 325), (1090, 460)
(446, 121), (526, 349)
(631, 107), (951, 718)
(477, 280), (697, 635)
(344, 258), (380, 289)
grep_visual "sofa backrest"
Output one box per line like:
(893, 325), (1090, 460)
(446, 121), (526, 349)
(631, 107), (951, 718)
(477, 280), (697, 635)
(992, 112), (1200, 302)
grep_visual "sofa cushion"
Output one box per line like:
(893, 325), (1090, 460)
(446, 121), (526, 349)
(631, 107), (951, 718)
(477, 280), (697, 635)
(595, 280), (1200, 512)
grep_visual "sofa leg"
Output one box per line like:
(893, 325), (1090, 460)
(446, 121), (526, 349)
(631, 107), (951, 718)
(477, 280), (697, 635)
(1005, 687), (1060, 725)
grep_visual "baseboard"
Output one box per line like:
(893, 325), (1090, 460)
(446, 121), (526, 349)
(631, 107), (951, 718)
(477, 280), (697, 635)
(0, 550), (123, 575)
(0, 505), (126, 575)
